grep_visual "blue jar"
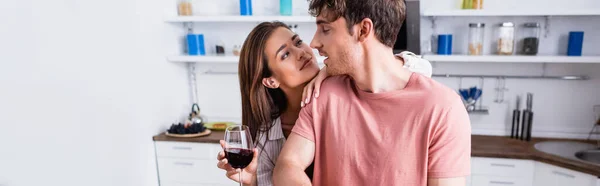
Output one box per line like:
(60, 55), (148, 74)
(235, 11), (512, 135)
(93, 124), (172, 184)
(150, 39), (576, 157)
(187, 34), (206, 56)
(240, 0), (252, 16)
(567, 31), (584, 56)
(280, 0), (292, 16)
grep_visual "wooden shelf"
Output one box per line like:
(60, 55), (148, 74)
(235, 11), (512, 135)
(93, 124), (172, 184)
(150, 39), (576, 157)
(167, 55), (325, 63)
(165, 16), (315, 23)
(423, 9), (600, 17)
(423, 55), (600, 64)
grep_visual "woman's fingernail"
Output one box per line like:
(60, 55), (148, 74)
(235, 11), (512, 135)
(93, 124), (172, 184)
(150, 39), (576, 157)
(301, 102), (304, 107)
(305, 98), (309, 103)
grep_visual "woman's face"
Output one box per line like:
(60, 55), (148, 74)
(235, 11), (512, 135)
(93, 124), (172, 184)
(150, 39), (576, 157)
(264, 27), (320, 89)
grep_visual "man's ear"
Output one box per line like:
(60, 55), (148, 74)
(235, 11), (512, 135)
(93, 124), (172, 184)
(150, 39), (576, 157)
(262, 77), (280, 89)
(357, 18), (373, 42)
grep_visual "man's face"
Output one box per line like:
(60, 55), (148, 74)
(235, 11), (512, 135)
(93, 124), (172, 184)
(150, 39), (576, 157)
(310, 12), (360, 76)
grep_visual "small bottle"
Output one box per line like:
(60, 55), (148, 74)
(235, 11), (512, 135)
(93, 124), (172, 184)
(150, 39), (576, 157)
(468, 23), (485, 55)
(497, 22), (515, 55)
(233, 45), (241, 56)
(215, 40), (225, 55)
(521, 23), (540, 55)
(177, 0), (192, 16)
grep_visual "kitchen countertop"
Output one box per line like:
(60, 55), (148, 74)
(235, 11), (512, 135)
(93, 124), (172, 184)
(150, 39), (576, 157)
(472, 135), (600, 177)
(153, 130), (225, 143)
(153, 132), (600, 176)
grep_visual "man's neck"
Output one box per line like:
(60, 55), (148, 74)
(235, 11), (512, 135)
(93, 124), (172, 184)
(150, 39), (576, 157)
(350, 45), (412, 93)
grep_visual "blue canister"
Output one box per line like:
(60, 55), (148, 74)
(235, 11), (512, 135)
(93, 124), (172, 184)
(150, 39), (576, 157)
(437, 34), (453, 55)
(240, 0), (252, 16)
(567, 31), (584, 56)
(280, 0), (292, 16)
(187, 34), (206, 56)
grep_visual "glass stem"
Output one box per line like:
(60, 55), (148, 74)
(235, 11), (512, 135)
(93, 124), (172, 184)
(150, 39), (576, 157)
(239, 169), (243, 186)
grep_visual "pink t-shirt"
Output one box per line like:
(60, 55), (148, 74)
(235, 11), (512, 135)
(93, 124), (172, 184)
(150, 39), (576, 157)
(292, 73), (471, 186)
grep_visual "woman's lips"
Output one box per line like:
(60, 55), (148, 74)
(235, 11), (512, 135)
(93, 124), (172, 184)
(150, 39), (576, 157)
(300, 58), (312, 70)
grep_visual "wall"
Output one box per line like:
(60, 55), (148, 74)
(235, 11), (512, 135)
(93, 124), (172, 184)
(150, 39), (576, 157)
(0, 0), (190, 186)
(190, 0), (600, 139)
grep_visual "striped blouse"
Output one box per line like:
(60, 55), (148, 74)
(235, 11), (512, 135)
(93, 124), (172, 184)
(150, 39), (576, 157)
(255, 117), (285, 186)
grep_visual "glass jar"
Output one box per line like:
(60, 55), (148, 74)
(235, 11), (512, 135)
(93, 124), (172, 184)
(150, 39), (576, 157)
(497, 22), (515, 55)
(468, 23), (485, 55)
(521, 23), (540, 55)
(178, 0), (192, 16)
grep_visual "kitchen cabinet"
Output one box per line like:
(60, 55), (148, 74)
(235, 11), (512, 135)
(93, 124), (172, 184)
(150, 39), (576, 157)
(471, 157), (535, 186)
(155, 141), (236, 186)
(533, 161), (596, 186)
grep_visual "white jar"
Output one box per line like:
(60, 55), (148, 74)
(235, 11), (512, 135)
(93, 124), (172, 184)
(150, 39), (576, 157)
(497, 22), (515, 55)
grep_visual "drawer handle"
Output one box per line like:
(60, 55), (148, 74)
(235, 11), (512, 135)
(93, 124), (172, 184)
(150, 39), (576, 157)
(172, 146), (192, 150)
(552, 170), (575, 178)
(490, 181), (514, 185)
(174, 162), (194, 166)
(490, 163), (515, 168)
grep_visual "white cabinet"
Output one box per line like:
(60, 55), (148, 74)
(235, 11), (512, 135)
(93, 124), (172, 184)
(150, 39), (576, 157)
(155, 141), (237, 186)
(471, 157), (535, 186)
(471, 175), (533, 186)
(533, 162), (596, 186)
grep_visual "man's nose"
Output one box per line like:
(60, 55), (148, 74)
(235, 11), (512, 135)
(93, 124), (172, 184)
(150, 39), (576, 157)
(310, 34), (322, 49)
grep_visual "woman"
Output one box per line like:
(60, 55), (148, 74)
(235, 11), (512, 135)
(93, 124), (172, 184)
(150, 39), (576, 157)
(216, 21), (432, 186)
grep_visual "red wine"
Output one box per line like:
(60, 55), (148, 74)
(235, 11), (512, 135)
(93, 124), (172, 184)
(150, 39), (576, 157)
(225, 148), (254, 169)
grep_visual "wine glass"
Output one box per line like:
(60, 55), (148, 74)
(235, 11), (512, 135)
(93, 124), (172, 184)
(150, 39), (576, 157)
(224, 125), (254, 186)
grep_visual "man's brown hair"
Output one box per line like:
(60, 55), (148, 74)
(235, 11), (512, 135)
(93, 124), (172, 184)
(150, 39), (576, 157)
(309, 0), (406, 47)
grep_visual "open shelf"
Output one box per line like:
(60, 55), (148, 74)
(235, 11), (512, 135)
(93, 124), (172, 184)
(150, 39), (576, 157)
(167, 55), (326, 63)
(165, 15), (316, 23)
(422, 9), (600, 17)
(423, 55), (600, 64)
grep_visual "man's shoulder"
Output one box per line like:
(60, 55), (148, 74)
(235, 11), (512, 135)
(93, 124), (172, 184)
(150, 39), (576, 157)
(412, 74), (463, 108)
(319, 75), (354, 95)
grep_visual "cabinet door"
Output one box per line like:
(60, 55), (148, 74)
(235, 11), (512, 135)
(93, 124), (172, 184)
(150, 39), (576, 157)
(471, 175), (532, 186)
(534, 162), (596, 186)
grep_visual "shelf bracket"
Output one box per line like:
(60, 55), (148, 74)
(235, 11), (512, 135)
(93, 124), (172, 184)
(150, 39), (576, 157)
(544, 16), (550, 38)
(188, 63), (199, 104)
(429, 16), (438, 54)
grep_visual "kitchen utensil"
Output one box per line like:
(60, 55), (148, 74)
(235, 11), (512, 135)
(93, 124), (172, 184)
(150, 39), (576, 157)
(204, 121), (236, 131)
(459, 87), (483, 111)
(166, 129), (211, 138)
(511, 95), (521, 139)
(521, 93), (534, 141)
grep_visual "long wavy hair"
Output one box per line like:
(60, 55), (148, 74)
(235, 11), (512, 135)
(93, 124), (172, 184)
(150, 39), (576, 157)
(238, 22), (289, 152)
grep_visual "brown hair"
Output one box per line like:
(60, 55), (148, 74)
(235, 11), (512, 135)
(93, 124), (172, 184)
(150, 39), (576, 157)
(238, 22), (289, 149)
(308, 0), (406, 47)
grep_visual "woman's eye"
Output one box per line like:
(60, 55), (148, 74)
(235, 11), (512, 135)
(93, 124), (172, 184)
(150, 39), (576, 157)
(281, 52), (289, 60)
(295, 40), (303, 46)
(322, 28), (330, 33)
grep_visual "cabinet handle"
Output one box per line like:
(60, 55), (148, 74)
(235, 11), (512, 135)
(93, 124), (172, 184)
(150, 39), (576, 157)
(172, 146), (192, 150)
(490, 181), (515, 185)
(490, 163), (515, 168)
(174, 162), (194, 166)
(552, 170), (575, 178)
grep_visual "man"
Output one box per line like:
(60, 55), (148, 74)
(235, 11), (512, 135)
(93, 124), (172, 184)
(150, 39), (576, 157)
(272, 0), (471, 186)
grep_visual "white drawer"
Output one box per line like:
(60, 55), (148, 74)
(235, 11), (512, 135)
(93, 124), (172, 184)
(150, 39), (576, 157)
(472, 157), (534, 177)
(157, 158), (234, 185)
(160, 181), (236, 186)
(471, 175), (532, 186)
(155, 141), (221, 159)
(534, 161), (596, 186)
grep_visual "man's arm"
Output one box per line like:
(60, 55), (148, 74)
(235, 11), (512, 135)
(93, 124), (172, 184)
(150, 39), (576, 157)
(427, 177), (466, 186)
(272, 133), (315, 186)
